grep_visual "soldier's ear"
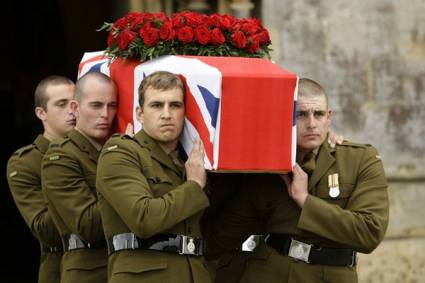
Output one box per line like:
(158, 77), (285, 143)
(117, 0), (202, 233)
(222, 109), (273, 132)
(70, 100), (79, 118)
(35, 106), (47, 121)
(135, 106), (143, 124)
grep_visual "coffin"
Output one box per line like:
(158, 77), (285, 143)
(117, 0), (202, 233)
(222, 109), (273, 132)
(79, 52), (298, 172)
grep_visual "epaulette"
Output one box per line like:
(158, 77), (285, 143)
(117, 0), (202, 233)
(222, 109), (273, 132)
(102, 134), (134, 152)
(49, 136), (71, 149)
(339, 141), (368, 148)
(13, 144), (36, 158)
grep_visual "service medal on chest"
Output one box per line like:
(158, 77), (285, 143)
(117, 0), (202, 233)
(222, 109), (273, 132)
(328, 173), (340, 198)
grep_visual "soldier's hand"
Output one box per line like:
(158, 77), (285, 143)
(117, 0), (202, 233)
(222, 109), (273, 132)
(186, 140), (207, 189)
(125, 123), (134, 137)
(280, 164), (308, 207)
(328, 128), (344, 148)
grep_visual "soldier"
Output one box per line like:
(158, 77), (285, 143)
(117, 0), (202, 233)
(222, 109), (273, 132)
(97, 71), (211, 283)
(6, 75), (75, 283)
(205, 78), (389, 283)
(42, 72), (118, 283)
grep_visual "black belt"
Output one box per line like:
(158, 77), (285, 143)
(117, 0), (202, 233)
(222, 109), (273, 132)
(62, 234), (107, 252)
(107, 233), (204, 256)
(265, 234), (356, 267)
(40, 242), (63, 253)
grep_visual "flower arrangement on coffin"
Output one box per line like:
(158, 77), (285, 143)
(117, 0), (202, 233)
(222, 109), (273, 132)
(98, 11), (272, 61)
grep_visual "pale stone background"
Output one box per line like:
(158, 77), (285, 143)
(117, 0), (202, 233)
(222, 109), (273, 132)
(263, 0), (425, 282)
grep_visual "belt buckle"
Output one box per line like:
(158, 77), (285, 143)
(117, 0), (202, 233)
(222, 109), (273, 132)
(349, 251), (357, 267)
(288, 239), (311, 263)
(241, 235), (263, 252)
(180, 235), (196, 255)
(68, 234), (78, 250)
(123, 233), (138, 250)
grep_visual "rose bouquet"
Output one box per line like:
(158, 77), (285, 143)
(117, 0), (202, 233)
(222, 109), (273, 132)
(98, 11), (272, 61)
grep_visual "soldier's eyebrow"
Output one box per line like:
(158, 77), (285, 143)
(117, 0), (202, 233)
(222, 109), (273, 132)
(53, 98), (70, 105)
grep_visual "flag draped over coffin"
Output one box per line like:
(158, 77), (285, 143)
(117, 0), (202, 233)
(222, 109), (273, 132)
(79, 51), (298, 172)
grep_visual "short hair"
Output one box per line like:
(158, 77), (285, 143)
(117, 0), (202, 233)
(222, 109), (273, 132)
(34, 75), (74, 110)
(138, 71), (186, 107)
(298, 78), (328, 107)
(75, 72), (115, 102)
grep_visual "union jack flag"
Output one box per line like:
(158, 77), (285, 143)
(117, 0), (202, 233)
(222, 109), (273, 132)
(79, 52), (298, 172)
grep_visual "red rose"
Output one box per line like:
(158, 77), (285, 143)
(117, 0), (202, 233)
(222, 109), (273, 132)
(207, 14), (221, 28)
(140, 22), (152, 33)
(114, 17), (129, 30)
(183, 12), (204, 27)
(140, 27), (160, 47)
(176, 26), (194, 43)
(241, 22), (258, 36)
(210, 28), (225, 45)
(171, 15), (185, 28)
(143, 14), (155, 22)
(247, 35), (260, 53)
(160, 21), (175, 41)
(195, 26), (210, 45)
(153, 12), (167, 23)
(258, 29), (271, 45)
(231, 30), (247, 48)
(107, 30), (115, 47)
(129, 15), (145, 31)
(220, 15), (236, 30)
(231, 22), (242, 32)
(117, 30), (137, 50)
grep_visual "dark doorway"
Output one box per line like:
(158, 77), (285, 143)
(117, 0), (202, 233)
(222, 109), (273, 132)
(1, 1), (115, 281)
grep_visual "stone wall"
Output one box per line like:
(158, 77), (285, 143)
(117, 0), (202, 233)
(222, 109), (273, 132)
(263, 0), (425, 281)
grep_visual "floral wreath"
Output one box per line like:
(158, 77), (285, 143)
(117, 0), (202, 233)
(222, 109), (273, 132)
(99, 11), (272, 61)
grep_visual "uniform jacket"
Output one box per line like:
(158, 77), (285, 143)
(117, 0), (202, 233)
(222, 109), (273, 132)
(42, 129), (107, 283)
(7, 134), (62, 283)
(206, 141), (389, 283)
(97, 130), (211, 283)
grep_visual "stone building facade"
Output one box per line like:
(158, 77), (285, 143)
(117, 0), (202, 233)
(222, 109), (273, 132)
(264, 1), (425, 282)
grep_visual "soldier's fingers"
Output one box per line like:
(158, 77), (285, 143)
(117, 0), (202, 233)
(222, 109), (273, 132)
(328, 138), (336, 148)
(125, 123), (134, 137)
(192, 140), (205, 158)
(198, 140), (205, 155)
(293, 164), (307, 178)
(192, 140), (200, 152)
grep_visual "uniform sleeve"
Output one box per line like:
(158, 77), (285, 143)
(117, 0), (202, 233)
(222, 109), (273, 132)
(298, 146), (389, 253)
(42, 147), (104, 242)
(7, 154), (61, 245)
(96, 140), (210, 239)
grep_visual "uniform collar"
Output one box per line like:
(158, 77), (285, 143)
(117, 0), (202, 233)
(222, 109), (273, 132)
(68, 129), (100, 163)
(34, 134), (50, 154)
(308, 142), (336, 191)
(75, 128), (103, 151)
(134, 130), (182, 176)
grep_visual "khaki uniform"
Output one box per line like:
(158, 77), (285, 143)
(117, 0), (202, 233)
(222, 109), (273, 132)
(42, 129), (107, 283)
(7, 135), (63, 283)
(96, 130), (211, 283)
(206, 142), (389, 283)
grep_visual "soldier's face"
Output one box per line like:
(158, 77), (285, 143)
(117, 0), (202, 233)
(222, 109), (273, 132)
(137, 87), (185, 152)
(39, 84), (76, 138)
(296, 94), (332, 152)
(74, 80), (118, 144)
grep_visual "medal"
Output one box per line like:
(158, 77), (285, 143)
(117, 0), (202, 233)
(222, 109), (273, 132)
(328, 173), (340, 198)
